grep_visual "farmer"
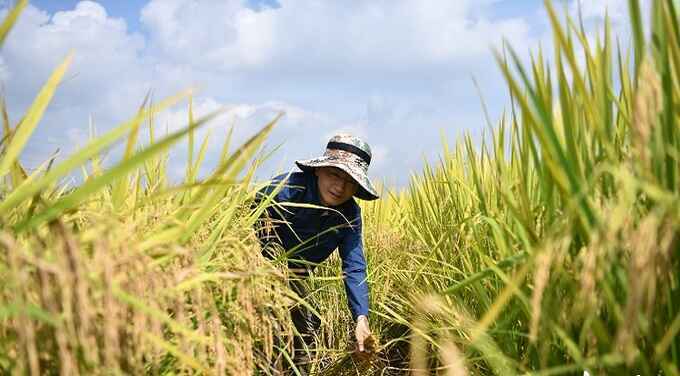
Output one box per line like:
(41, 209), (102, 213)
(254, 133), (379, 371)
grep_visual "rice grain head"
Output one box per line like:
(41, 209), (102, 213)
(631, 56), (662, 164)
(529, 250), (553, 343)
(440, 339), (468, 376)
(616, 214), (671, 364)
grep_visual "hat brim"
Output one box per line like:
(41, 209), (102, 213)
(296, 157), (379, 201)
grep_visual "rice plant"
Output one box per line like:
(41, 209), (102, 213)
(0, 2), (297, 374)
(352, 0), (679, 374)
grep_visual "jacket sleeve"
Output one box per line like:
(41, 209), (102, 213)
(253, 172), (302, 217)
(338, 208), (369, 320)
(253, 173), (293, 246)
(254, 173), (290, 205)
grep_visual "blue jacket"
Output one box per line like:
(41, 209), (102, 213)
(255, 171), (369, 320)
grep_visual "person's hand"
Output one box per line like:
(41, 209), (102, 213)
(355, 315), (372, 352)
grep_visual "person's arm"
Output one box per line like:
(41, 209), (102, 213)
(339, 214), (369, 319)
(338, 209), (372, 351)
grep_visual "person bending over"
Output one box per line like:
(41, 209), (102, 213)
(255, 134), (379, 372)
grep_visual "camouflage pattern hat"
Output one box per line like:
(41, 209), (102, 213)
(296, 134), (379, 201)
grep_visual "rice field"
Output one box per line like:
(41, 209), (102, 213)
(1, 0), (678, 374)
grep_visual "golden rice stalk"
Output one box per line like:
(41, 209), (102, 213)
(631, 57), (663, 164)
(617, 215), (676, 364)
(409, 295), (444, 376)
(51, 220), (100, 368)
(0, 0), (26, 45)
(440, 339), (468, 376)
(409, 317), (429, 376)
(529, 250), (553, 344)
(0, 233), (39, 376)
(0, 53), (73, 178)
(578, 242), (600, 313)
(93, 240), (121, 372)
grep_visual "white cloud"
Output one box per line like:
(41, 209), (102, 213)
(140, 0), (534, 76)
(1, 2), (152, 164)
(370, 144), (389, 171)
(136, 0), (539, 184)
(0, 56), (8, 82)
(567, 0), (652, 43)
(154, 96), (338, 180)
(323, 123), (369, 143)
(1, 0), (548, 186)
(570, 0), (651, 28)
(159, 98), (252, 133)
(4, 2), (146, 100)
(573, 0), (629, 22)
(157, 97), (325, 138)
(140, 0), (275, 70)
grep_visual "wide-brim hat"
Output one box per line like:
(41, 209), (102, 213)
(295, 134), (379, 201)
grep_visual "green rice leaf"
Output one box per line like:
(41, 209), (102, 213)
(13, 106), (223, 232)
(0, 52), (73, 178)
(0, 0), (26, 46)
(628, 0), (646, 76)
(0, 90), (190, 215)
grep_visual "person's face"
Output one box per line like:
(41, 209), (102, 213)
(315, 166), (358, 207)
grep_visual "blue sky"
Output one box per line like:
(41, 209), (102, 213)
(29, 0), (282, 32)
(0, 0), (638, 187)
(30, 0), (147, 30)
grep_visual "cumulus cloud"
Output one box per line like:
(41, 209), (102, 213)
(1, 0), (547, 186)
(566, 0), (652, 45)
(135, 0), (541, 184)
(140, 0), (274, 70)
(4, 2), (147, 107)
(576, 0), (628, 20)
(140, 0), (533, 76)
(570, 0), (650, 26)
(1, 1), (153, 167)
(0, 56), (8, 82)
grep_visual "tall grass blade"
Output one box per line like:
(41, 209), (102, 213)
(0, 0), (26, 46)
(13, 107), (222, 231)
(111, 95), (149, 210)
(0, 53), (73, 178)
(0, 90), (191, 215)
(629, 0), (646, 75)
